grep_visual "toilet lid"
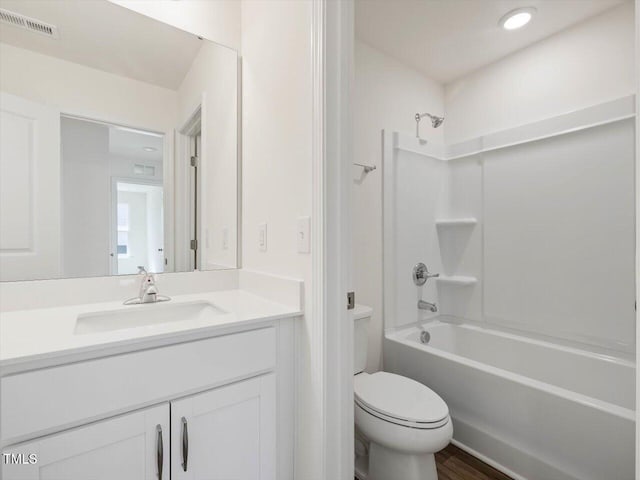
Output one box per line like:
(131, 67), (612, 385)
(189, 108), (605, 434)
(354, 372), (449, 425)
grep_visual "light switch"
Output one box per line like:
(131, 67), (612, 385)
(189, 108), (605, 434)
(258, 223), (267, 252)
(297, 216), (310, 253)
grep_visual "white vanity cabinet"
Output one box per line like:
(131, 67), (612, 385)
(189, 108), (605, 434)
(1, 322), (294, 480)
(3, 375), (276, 480)
(170, 374), (276, 480)
(2, 404), (170, 480)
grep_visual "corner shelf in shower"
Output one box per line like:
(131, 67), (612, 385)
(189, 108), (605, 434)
(435, 217), (478, 227)
(436, 276), (477, 286)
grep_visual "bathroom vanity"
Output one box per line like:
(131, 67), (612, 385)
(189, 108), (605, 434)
(0, 281), (300, 480)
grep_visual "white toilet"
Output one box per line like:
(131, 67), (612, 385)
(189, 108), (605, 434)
(353, 305), (452, 480)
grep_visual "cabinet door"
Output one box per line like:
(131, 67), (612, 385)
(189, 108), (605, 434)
(171, 374), (276, 480)
(2, 403), (169, 480)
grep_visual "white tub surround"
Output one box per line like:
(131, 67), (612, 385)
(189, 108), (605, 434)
(385, 322), (635, 480)
(383, 95), (636, 353)
(0, 269), (301, 480)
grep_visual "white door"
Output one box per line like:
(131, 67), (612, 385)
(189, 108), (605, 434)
(0, 92), (61, 281)
(111, 180), (164, 275)
(171, 374), (276, 480)
(2, 404), (169, 480)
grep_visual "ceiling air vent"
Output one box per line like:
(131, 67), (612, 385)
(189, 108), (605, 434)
(0, 8), (58, 38)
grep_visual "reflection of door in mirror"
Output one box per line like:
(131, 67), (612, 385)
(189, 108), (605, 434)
(176, 105), (202, 273)
(112, 181), (164, 276)
(60, 116), (165, 278)
(0, 93), (61, 281)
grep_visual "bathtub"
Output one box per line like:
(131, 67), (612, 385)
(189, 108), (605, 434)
(384, 320), (635, 480)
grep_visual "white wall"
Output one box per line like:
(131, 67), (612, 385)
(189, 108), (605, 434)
(240, 1), (314, 478)
(0, 43), (178, 134)
(110, 0), (241, 51)
(353, 41), (444, 371)
(61, 118), (110, 278)
(445, 2), (636, 144)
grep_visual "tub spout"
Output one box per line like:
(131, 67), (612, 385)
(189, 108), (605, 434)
(418, 300), (437, 312)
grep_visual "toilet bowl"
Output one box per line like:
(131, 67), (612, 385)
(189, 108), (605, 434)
(354, 371), (452, 480)
(352, 305), (452, 480)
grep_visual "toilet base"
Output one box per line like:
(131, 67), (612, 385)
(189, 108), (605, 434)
(368, 442), (438, 480)
(354, 453), (369, 480)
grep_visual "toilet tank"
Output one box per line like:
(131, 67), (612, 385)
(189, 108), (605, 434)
(353, 304), (373, 374)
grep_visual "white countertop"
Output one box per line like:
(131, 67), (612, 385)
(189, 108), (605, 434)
(0, 289), (301, 374)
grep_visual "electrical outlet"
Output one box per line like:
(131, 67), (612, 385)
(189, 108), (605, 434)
(258, 223), (267, 252)
(297, 216), (310, 253)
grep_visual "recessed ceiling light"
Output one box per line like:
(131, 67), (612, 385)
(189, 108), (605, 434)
(142, 146), (157, 152)
(499, 7), (536, 30)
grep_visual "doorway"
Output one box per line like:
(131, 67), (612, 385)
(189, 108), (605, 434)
(176, 105), (202, 272)
(111, 180), (164, 275)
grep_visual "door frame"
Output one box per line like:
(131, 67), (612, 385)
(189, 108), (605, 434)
(311, 1), (355, 478)
(175, 102), (203, 272)
(635, 0), (640, 477)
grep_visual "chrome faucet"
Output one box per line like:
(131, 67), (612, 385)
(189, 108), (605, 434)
(413, 263), (438, 312)
(124, 267), (171, 305)
(418, 300), (438, 312)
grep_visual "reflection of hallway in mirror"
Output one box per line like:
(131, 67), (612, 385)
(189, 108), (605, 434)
(60, 115), (165, 278)
(114, 182), (164, 275)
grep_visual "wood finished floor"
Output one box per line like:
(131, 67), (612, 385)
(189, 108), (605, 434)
(435, 444), (513, 480)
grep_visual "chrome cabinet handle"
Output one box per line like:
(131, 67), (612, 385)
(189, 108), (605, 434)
(156, 424), (164, 480)
(181, 417), (189, 472)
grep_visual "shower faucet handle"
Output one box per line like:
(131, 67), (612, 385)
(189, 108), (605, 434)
(413, 263), (439, 286)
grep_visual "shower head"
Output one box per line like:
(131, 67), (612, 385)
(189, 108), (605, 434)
(415, 112), (444, 140)
(431, 115), (444, 128)
(415, 112), (444, 128)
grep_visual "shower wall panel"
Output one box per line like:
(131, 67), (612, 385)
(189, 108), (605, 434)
(385, 145), (446, 329)
(482, 119), (635, 352)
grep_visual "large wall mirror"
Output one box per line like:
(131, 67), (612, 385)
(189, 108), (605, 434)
(0, 0), (239, 281)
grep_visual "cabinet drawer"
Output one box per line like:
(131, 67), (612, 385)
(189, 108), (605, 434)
(1, 327), (275, 445)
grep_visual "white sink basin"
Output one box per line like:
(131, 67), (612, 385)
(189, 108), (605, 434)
(74, 301), (227, 334)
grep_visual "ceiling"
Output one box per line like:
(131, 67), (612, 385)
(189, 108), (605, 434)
(109, 126), (163, 163)
(0, 0), (203, 89)
(355, 0), (628, 84)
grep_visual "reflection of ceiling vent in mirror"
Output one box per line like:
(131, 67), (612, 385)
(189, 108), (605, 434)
(0, 9), (59, 38)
